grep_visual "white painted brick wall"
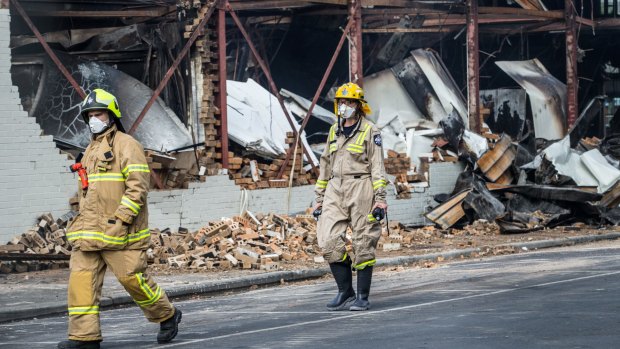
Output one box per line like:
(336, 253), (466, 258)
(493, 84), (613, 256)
(0, 10), (77, 242)
(148, 162), (465, 231)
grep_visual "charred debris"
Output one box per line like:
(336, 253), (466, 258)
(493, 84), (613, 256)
(7, 0), (620, 230)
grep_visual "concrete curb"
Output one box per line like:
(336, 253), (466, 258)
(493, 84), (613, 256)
(3, 232), (619, 323)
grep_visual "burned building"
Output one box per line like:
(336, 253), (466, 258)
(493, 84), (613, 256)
(2, 0), (620, 241)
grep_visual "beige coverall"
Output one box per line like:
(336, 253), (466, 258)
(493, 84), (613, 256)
(315, 118), (387, 269)
(65, 124), (174, 341)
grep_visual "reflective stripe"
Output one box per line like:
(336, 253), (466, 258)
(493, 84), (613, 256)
(121, 196), (141, 214)
(89, 173), (125, 182)
(367, 214), (377, 223)
(353, 259), (376, 270)
(329, 144), (338, 153)
(316, 180), (329, 189)
(68, 305), (99, 315)
(67, 228), (150, 245)
(355, 124), (371, 145)
(329, 124), (337, 141)
(135, 273), (162, 306)
(346, 143), (364, 153)
(373, 179), (387, 190)
(341, 252), (348, 262)
(66, 231), (126, 244)
(122, 164), (150, 177)
(128, 228), (150, 243)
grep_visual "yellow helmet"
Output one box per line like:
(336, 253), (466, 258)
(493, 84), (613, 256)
(80, 88), (121, 122)
(333, 82), (372, 116)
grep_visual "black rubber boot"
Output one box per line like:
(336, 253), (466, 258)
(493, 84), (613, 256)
(326, 262), (356, 311)
(157, 307), (182, 343)
(350, 266), (373, 311)
(57, 340), (101, 349)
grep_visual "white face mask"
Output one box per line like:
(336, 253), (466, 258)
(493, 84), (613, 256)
(88, 117), (109, 134)
(338, 104), (356, 119)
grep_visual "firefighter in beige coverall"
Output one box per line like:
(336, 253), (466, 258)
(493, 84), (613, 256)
(58, 89), (181, 349)
(313, 82), (388, 311)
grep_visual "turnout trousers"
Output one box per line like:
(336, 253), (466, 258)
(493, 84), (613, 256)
(317, 176), (382, 269)
(67, 249), (175, 341)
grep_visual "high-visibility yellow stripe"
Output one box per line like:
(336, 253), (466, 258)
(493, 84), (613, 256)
(315, 180), (328, 189)
(353, 259), (376, 270)
(136, 273), (154, 299)
(367, 214), (377, 223)
(346, 145), (364, 153)
(373, 179), (387, 190)
(128, 229), (150, 243)
(122, 164), (150, 176)
(68, 305), (99, 315)
(135, 286), (162, 306)
(355, 124), (371, 145)
(67, 228), (150, 245)
(121, 196), (141, 214)
(341, 252), (348, 262)
(329, 124), (337, 141)
(89, 173), (125, 182)
(66, 231), (126, 244)
(135, 273), (162, 306)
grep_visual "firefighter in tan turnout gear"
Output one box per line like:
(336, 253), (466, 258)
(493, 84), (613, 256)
(58, 89), (181, 349)
(314, 82), (388, 311)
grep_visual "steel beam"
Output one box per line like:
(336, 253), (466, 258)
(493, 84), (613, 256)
(565, 0), (578, 128)
(128, 2), (217, 135)
(348, 0), (363, 85)
(466, 0), (481, 133)
(10, 0), (85, 99)
(225, 1), (318, 173)
(217, 7), (229, 169)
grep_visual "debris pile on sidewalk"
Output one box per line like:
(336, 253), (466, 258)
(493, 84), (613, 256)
(0, 212), (75, 273)
(148, 211), (321, 270)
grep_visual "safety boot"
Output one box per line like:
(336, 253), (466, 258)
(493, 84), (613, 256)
(326, 262), (356, 311)
(350, 266), (373, 311)
(57, 339), (101, 349)
(157, 307), (182, 343)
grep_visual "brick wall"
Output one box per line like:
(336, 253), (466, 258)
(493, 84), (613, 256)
(0, 9), (76, 242)
(0, 9), (465, 241)
(148, 162), (465, 231)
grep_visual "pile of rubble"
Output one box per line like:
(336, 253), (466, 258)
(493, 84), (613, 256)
(0, 207), (434, 273)
(0, 212), (75, 273)
(384, 150), (427, 199)
(424, 105), (620, 233)
(148, 211), (322, 270)
(145, 132), (318, 191)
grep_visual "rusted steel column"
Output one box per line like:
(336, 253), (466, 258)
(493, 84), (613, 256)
(217, 7), (229, 169)
(226, 2), (317, 172)
(128, 3), (217, 135)
(276, 15), (356, 179)
(565, 0), (578, 128)
(348, 0), (363, 85)
(466, 0), (481, 133)
(10, 0), (85, 99)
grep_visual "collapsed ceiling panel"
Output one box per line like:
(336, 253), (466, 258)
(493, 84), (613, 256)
(480, 88), (527, 140)
(30, 54), (193, 151)
(496, 58), (566, 141)
(226, 79), (319, 164)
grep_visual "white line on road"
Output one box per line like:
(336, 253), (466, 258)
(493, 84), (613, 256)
(156, 269), (620, 348)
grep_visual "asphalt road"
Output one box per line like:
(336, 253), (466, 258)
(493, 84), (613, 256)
(2, 242), (620, 349)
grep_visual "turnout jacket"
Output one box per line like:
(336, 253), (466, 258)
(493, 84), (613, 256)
(67, 125), (151, 251)
(315, 118), (387, 205)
